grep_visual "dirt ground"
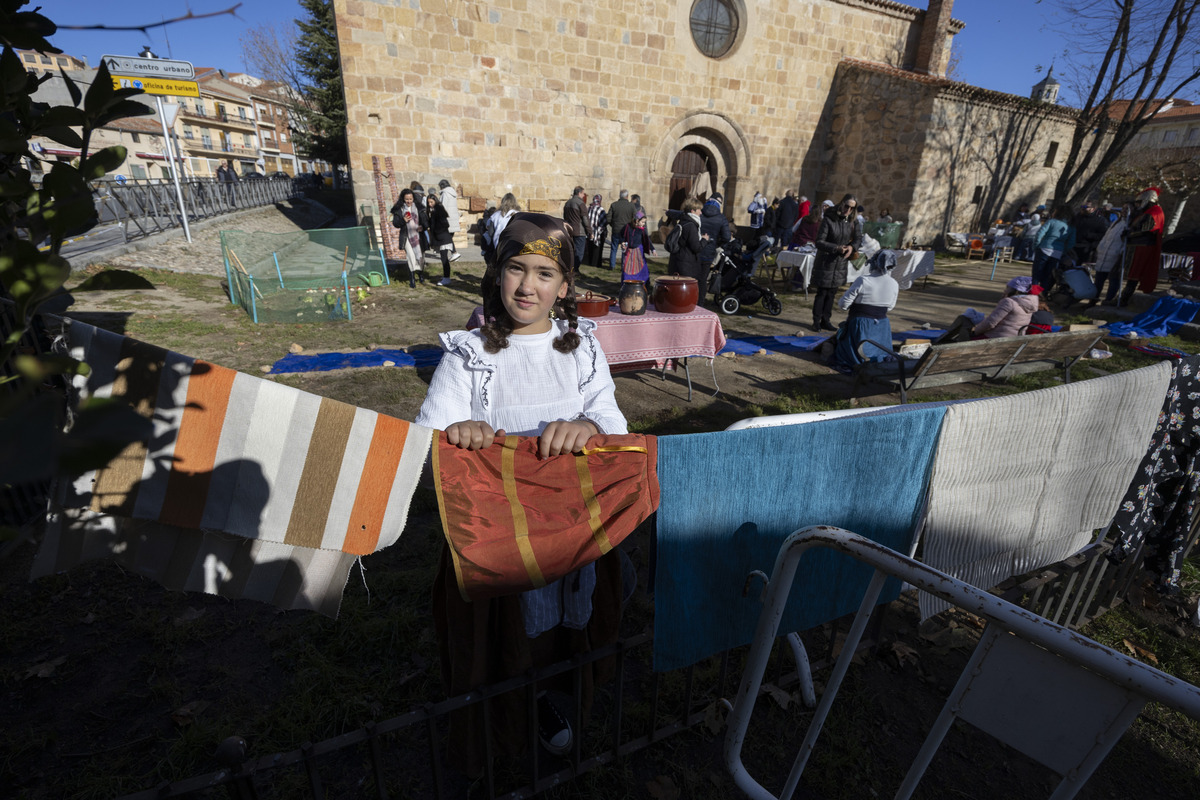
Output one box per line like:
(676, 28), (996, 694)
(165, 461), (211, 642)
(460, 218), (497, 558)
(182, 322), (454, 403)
(4, 204), (1198, 799)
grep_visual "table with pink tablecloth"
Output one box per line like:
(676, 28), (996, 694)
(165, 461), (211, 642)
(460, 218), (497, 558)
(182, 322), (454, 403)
(467, 304), (726, 400)
(591, 304), (725, 362)
(593, 304), (726, 400)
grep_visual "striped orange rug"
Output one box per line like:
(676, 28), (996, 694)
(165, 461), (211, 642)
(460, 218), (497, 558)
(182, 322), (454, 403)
(33, 318), (433, 616)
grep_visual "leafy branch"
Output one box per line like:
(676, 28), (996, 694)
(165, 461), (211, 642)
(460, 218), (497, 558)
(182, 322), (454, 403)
(1, 1), (155, 538)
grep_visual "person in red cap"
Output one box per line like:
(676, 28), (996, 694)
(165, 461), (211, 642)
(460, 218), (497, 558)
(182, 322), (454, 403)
(1116, 186), (1165, 306)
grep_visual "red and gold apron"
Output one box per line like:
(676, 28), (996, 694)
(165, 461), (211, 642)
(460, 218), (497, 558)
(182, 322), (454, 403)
(433, 433), (659, 601)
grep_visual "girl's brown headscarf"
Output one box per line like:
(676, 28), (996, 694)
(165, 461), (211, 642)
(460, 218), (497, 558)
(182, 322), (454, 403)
(481, 212), (581, 354)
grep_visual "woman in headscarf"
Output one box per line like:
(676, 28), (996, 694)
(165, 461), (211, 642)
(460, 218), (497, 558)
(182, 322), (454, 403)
(481, 192), (521, 270)
(827, 249), (900, 373)
(935, 276), (1043, 343)
(584, 193), (607, 268)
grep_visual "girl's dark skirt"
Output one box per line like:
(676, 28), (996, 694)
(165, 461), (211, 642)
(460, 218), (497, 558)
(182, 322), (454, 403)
(432, 545), (624, 777)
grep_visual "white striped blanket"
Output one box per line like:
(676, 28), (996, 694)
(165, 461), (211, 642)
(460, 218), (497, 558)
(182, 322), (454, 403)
(918, 361), (1172, 620)
(32, 318), (433, 616)
(1161, 252), (1195, 277)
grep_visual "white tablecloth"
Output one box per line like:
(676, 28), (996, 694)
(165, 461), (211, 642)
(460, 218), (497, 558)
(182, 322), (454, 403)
(893, 250), (936, 290)
(776, 250), (814, 289)
(779, 249), (934, 290)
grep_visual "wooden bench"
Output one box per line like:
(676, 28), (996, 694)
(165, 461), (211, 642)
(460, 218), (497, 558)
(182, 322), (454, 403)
(851, 328), (1108, 403)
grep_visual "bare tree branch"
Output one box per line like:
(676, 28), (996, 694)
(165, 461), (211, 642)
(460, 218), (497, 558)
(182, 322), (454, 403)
(1102, 145), (1200, 232)
(239, 21), (304, 95)
(1049, 0), (1200, 206)
(55, 4), (243, 34)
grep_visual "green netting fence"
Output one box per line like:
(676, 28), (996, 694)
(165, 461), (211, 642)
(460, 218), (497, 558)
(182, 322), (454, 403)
(219, 226), (390, 323)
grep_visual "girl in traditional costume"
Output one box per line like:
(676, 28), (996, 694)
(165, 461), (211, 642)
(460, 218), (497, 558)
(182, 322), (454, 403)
(618, 210), (655, 284)
(415, 213), (627, 774)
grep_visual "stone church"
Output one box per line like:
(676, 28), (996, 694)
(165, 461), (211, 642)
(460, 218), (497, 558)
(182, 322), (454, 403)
(333, 0), (1080, 247)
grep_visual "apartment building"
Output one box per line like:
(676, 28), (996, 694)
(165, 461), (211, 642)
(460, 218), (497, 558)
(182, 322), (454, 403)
(175, 71), (260, 178)
(228, 72), (328, 177)
(24, 53), (332, 183)
(16, 48), (87, 75)
(250, 84), (299, 176)
(1135, 100), (1200, 150)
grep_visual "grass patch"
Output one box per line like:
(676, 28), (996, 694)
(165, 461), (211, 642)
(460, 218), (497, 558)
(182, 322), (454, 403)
(77, 266), (226, 304)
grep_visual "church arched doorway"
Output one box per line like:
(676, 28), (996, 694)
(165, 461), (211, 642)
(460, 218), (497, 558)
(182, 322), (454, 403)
(651, 111), (752, 219)
(669, 146), (718, 210)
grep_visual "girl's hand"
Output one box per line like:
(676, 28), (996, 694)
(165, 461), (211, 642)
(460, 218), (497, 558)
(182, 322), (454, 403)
(445, 420), (504, 450)
(538, 418), (599, 458)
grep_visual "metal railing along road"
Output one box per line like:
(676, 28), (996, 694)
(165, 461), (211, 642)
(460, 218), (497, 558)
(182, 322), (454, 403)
(91, 176), (300, 243)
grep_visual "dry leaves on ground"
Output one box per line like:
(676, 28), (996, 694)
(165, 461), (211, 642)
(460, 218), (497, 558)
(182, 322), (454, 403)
(761, 681), (794, 710)
(1122, 638), (1160, 665)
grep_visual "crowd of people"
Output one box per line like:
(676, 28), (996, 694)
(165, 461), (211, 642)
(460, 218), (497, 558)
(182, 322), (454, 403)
(388, 180), (463, 287)
(998, 186), (1166, 308)
(402, 180), (1170, 394)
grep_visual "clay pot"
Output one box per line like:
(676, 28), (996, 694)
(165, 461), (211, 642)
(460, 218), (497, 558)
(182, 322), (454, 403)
(652, 276), (699, 314)
(618, 281), (647, 315)
(575, 291), (611, 318)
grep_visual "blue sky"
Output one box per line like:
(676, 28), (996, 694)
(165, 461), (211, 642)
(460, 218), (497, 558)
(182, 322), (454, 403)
(37, 0), (1080, 101)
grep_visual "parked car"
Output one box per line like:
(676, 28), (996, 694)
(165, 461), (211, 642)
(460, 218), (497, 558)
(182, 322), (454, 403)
(243, 172), (265, 181)
(267, 171), (291, 180)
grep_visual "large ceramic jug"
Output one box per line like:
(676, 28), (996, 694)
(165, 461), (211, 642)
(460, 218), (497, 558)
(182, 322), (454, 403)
(618, 281), (647, 315)
(652, 276), (699, 313)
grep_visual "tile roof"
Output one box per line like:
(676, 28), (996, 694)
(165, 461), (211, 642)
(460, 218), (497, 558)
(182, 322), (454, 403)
(1104, 98), (1199, 121)
(831, 0), (966, 31)
(103, 116), (164, 134)
(839, 57), (1079, 121)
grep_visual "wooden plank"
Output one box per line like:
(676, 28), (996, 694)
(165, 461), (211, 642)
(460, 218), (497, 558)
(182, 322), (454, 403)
(914, 341), (1027, 374)
(1012, 332), (1103, 361)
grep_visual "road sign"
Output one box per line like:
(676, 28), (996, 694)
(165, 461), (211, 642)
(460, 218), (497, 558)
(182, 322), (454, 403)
(111, 75), (200, 98)
(102, 54), (195, 80)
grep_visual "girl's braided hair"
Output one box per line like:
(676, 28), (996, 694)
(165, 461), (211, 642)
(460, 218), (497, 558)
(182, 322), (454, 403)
(481, 212), (580, 354)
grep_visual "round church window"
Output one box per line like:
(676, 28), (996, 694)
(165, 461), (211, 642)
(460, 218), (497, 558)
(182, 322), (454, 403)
(690, 0), (740, 59)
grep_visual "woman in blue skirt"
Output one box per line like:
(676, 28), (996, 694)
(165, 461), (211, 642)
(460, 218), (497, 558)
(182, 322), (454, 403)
(828, 249), (899, 374)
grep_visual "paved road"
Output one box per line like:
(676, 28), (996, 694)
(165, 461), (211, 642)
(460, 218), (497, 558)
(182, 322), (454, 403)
(53, 223), (127, 263)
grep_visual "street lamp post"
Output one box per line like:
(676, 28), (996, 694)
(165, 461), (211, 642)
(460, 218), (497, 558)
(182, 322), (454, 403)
(140, 46), (192, 243)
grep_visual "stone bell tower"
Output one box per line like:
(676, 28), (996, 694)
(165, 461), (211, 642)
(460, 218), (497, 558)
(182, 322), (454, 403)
(1031, 66), (1061, 104)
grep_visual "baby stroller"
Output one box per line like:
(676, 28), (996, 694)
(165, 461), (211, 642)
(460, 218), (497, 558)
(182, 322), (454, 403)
(710, 241), (783, 316)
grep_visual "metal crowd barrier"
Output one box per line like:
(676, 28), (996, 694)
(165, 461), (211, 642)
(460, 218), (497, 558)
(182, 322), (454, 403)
(723, 526), (1200, 800)
(92, 177), (301, 243)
